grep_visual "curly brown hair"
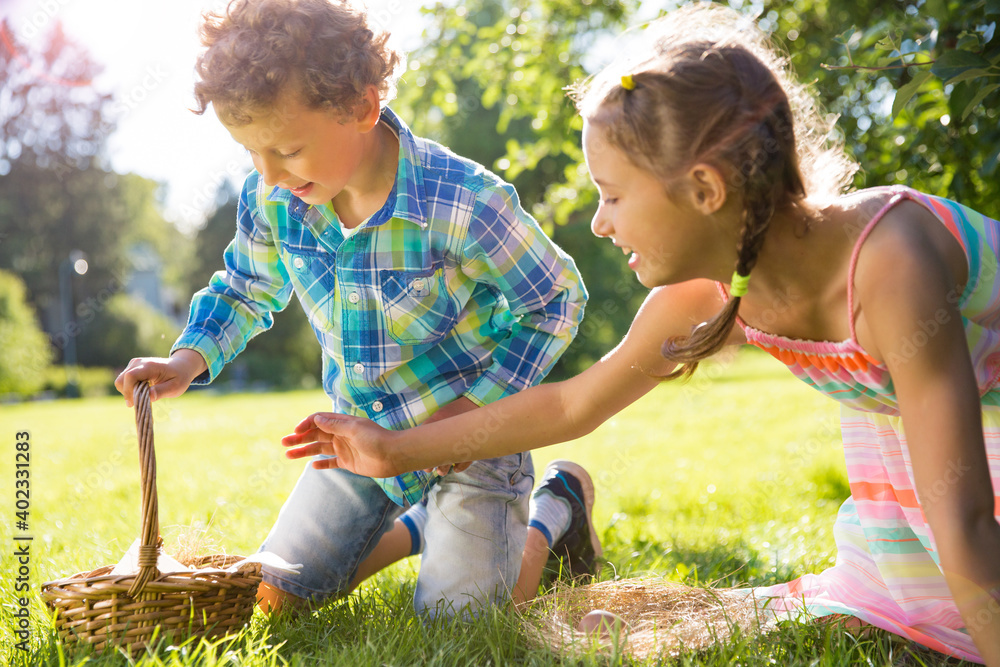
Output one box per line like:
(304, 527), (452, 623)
(571, 4), (859, 379)
(193, 0), (403, 125)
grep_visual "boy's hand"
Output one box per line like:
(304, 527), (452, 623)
(115, 349), (207, 407)
(422, 396), (478, 474)
(282, 413), (400, 478)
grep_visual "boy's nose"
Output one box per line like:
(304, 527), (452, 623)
(257, 156), (287, 188)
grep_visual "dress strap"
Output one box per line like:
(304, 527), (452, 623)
(845, 186), (915, 343)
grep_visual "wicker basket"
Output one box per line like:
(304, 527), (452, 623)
(41, 381), (263, 654)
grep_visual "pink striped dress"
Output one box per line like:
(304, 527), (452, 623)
(741, 186), (1000, 663)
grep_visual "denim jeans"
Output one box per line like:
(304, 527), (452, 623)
(258, 452), (533, 616)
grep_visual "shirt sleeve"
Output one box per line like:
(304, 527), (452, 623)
(459, 179), (588, 407)
(171, 176), (294, 384)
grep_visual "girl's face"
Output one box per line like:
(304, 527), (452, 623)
(583, 120), (713, 288)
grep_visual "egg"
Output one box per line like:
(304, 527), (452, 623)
(577, 609), (628, 638)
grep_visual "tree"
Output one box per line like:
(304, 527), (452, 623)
(0, 19), (186, 368)
(769, 0), (999, 217)
(0, 269), (52, 396)
(394, 0), (646, 378)
(74, 293), (181, 368)
(0, 19), (114, 173)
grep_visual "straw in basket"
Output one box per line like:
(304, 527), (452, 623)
(41, 381), (264, 654)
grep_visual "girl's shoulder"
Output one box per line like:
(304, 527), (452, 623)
(849, 186), (969, 319)
(832, 186), (959, 264)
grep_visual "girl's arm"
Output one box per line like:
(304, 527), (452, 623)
(282, 280), (729, 477)
(856, 207), (1000, 665)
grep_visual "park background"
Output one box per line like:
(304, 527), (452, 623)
(1, 0), (998, 664)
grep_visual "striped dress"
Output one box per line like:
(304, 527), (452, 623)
(743, 186), (1000, 663)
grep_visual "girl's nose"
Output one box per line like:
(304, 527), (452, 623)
(591, 205), (613, 238)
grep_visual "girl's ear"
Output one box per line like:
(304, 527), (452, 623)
(686, 163), (728, 214)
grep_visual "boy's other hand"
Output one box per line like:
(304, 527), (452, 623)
(115, 349), (207, 407)
(282, 412), (399, 478)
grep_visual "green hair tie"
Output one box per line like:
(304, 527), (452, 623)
(730, 272), (751, 297)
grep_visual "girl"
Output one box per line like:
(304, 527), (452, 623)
(279, 5), (1000, 663)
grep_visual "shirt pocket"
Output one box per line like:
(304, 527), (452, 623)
(379, 265), (458, 346)
(280, 242), (336, 331)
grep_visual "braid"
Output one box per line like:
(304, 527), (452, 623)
(661, 114), (792, 379)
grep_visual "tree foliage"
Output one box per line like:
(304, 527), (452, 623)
(74, 293), (181, 368)
(771, 0), (999, 217)
(0, 19), (114, 173)
(0, 269), (52, 396)
(3, 0), (998, 390)
(394, 0), (645, 377)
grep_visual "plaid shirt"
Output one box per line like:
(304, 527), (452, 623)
(173, 107), (587, 506)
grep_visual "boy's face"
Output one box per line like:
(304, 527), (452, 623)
(222, 94), (369, 206)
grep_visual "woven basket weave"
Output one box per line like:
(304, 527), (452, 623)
(41, 381), (263, 654)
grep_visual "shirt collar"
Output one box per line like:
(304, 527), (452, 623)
(265, 106), (428, 229)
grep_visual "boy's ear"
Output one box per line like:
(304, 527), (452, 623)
(686, 163), (728, 214)
(353, 85), (382, 132)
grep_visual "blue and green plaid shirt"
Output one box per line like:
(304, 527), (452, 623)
(173, 107), (587, 506)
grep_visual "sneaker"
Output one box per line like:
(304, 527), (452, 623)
(536, 460), (602, 578)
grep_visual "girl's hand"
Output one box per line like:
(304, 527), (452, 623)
(281, 412), (400, 478)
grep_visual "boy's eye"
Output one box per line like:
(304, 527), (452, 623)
(602, 197), (618, 205)
(279, 150), (301, 159)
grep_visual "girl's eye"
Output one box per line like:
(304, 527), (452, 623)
(602, 198), (618, 205)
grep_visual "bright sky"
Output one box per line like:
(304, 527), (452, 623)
(3, 0), (430, 233)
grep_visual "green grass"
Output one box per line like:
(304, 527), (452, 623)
(0, 348), (970, 665)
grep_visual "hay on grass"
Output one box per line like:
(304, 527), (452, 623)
(527, 578), (772, 661)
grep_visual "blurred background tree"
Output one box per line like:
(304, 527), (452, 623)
(394, 0), (647, 377)
(775, 0), (999, 216)
(0, 18), (189, 395)
(0, 269), (51, 396)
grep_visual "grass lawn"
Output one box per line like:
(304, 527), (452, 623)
(1, 348), (971, 665)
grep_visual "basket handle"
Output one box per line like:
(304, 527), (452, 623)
(127, 381), (161, 598)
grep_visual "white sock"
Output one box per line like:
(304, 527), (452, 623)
(398, 499), (428, 556)
(528, 490), (572, 548)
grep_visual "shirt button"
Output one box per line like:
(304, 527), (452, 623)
(348, 291), (360, 304)
(411, 278), (426, 291)
(293, 257), (305, 269)
(353, 363), (364, 375)
(371, 400), (384, 412)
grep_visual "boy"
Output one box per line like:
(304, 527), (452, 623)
(115, 0), (587, 616)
